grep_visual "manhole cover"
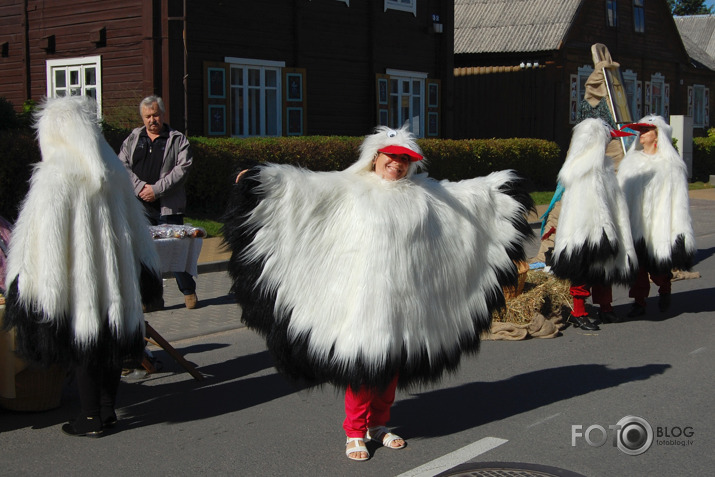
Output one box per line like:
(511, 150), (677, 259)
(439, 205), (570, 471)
(436, 462), (587, 477)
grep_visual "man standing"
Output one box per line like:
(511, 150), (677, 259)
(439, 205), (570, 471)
(118, 95), (197, 309)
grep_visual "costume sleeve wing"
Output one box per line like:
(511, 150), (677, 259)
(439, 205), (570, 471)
(222, 166), (534, 390)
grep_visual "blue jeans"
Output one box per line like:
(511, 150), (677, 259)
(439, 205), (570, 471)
(151, 214), (196, 295)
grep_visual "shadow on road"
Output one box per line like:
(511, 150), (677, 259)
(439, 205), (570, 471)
(390, 363), (670, 438)
(0, 346), (294, 433)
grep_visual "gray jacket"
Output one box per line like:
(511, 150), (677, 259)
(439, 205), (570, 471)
(118, 126), (193, 217)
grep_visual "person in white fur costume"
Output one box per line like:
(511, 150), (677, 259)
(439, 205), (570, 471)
(223, 125), (534, 461)
(551, 118), (638, 330)
(2, 96), (162, 437)
(618, 116), (695, 317)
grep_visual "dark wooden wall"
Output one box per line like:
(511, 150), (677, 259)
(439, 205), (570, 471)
(186, 0), (451, 136)
(453, 0), (714, 153)
(452, 66), (558, 141)
(0, 1), (26, 108)
(1, 0), (451, 137)
(14, 0), (148, 125)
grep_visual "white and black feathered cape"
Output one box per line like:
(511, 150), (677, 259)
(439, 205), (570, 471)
(223, 126), (534, 391)
(618, 115), (695, 274)
(2, 96), (163, 367)
(552, 118), (638, 285)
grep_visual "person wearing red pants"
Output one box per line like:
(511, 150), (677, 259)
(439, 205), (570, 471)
(629, 267), (672, 315)
(343, 376), (404, 461)
(569, 283), (620, 330)
(551, 119), (638, 331)
(226, 125), (534, 462)
(618, 116), (695, 318)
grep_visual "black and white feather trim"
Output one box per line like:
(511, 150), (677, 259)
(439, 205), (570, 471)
(2, 96), (162, 367)
(223, 153), (534, 391)
(551, 118), (638, 285)
(618, 115), (695, 274)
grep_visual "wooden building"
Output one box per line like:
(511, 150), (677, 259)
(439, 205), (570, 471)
(453, 0), (715, 153)
(0, 0), (453, 138)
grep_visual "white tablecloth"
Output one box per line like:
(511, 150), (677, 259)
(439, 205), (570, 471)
(153, 237), (203, 276)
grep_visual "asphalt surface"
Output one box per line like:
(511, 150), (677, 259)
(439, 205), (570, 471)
(1, 196), (714, 477)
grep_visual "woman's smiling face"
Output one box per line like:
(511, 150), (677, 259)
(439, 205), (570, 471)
(373, 152), (410, 181)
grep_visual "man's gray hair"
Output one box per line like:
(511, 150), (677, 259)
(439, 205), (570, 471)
(139, 95), (165, 115)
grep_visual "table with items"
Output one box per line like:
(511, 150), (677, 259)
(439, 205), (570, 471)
(150, 224), (206, 276)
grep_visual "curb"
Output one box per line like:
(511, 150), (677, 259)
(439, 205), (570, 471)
(197, 260), (229, 275)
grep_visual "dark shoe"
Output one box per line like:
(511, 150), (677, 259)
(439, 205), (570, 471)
(658, 293), (671, 312)
(567, 314), (600, 331)
(101, 411), (118, 428)
(598, 311), (621, 324)
(627, 304), (646, 318)
(61, 417), (103, 438)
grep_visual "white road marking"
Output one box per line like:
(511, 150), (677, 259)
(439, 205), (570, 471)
(527, 413), (561, 428)
(689, 347), (706, 356)
(394, 436), (508, 477)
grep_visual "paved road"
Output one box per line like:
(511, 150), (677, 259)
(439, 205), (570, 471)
(1, 198), (713, 477)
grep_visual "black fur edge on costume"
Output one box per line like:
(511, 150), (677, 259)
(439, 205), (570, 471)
(222, 169), (536, 391)
(634, 235), (694, 276)
(2, 279), (145, 369)
(550, 231), (639, 286)
(221, 167), (276, 339)
(498, 176), (536, 263)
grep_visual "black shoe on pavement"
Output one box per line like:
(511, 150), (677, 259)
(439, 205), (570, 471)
(658, 293), (671, 312)
(61, 417), (103, 438)
(598, 310), (621, 324)
(627, 304), (646, 318)
(567, 314), (600, 331)
(101, 411), (118, 428)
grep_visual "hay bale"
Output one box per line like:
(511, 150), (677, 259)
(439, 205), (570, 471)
(493, 270), (571, 325)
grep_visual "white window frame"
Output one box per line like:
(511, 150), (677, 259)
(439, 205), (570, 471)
(46, 55), (102, 118)
(225, 57), (285, 137)
(577, 65), (594, 102)
(385, 0), (416, 16)
(650, 73), (666, 117)
(386, 68), (426, 137)
(692, 84), (707, 128)
(606, 0), (618, 27)
(633, 0), (645, 33)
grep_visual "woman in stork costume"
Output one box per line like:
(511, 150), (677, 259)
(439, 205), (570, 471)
(224, 125), (534, 461)
(618, 116), (695, 317)
(551, 118), (638, 330)
(2, 96), (162, 436)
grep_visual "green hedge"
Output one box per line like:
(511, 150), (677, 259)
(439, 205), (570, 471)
(186, 136), (562, 219)
(693, 135), (715, 182)
(1, 127), (562, 222)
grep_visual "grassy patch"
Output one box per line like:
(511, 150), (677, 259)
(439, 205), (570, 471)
(184, 217), (223, 237)
(689, 181), (713, 190)
(530, 191), (555, 206)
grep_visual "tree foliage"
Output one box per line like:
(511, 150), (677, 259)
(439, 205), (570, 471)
(668, 0), (713, 15)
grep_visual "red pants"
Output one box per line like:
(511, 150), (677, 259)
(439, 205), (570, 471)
(569, 284), (613, 316)
(629, 267), (672, 306)
(343, 376), (398, 438)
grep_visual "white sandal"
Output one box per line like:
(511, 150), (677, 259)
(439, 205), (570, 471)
(366, 426), (406, 450)
(345, 437), (370, 461)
